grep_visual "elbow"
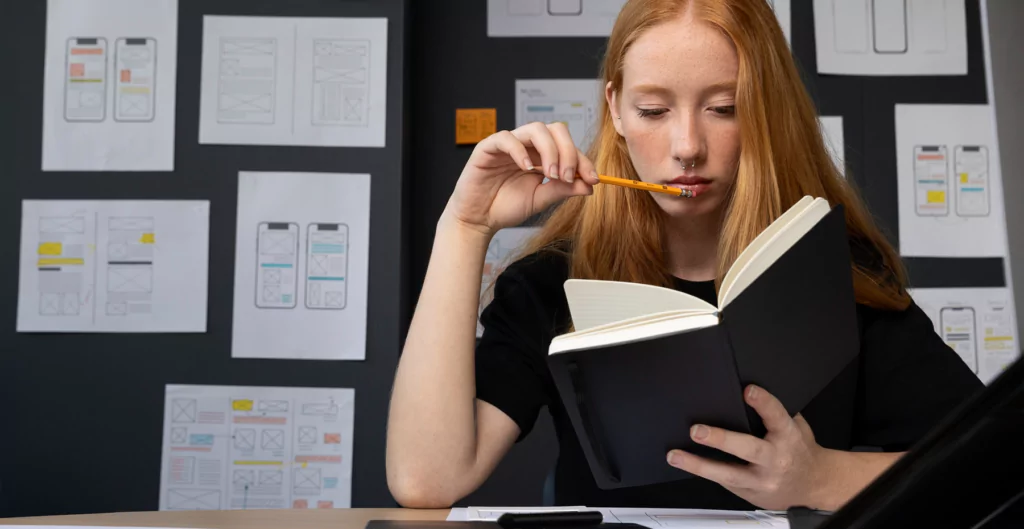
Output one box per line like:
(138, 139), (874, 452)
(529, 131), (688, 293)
(388, 469), (460, 509)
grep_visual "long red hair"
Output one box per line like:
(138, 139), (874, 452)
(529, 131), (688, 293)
(502, 0), (908, 310)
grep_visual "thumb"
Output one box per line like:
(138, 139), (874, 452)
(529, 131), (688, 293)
(533, 177), (593, 210)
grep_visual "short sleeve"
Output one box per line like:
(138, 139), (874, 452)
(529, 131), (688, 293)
(475, 257), (565, 442)
(854, 300), (985, 450)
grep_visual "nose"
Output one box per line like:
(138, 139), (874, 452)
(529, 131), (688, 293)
(671, 110), (703, 168)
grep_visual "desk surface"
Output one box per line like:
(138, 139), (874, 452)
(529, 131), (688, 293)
(0, 508), (450, 529)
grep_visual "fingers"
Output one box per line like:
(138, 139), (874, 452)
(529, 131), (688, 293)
(575, 147), (600, 185)
(512, 122), (586, 185)
(746, 385), (793, 434)
(479, 130), (536, 173)
(546, 122), (579, 184)
(688, 424), (773, 466)
(666, 450), (759, 491)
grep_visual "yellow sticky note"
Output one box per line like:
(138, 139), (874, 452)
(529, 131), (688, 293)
(456, 108), (497, 145)
(38, 242), (62, 256)
(960, 173), (968, 183)
(140, 233), (155, 244)
(232, 399), (254, 411)
(927, 190), (945, 204)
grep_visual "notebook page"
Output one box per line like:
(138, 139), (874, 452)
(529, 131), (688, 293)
(549, 313), (720, 355)
(719, 199), (830, 308)
(564, 279), (717, 331)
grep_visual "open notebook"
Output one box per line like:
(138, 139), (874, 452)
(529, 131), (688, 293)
(543, 196), (861, 490)
(550, 196), (829, 354)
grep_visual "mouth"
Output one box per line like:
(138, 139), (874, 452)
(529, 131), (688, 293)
(666, 175), (712, 197)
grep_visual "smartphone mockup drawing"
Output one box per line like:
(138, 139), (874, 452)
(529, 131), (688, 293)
(954, 145), (989, 217)
(65, 37), (107, 122)
(872, 0), (908, 54)
(914, 145), (948, 216)
(941, 306), (978, 374)
(256, 222), (299, 309)
(305, 223), (348, 310)
(548, 0), (583, 15)
(114, 38), (157, 122)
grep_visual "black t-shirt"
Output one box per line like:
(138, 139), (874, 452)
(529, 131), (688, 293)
(475, 247), (984, 509)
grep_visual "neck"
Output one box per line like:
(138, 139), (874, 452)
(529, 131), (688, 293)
(663, 212), (722, 282)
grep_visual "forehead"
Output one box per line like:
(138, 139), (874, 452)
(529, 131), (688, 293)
(622, 15), (738, 90)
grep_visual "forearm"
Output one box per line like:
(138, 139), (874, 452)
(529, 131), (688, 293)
(386, 213), (494, 503)
(813, 449), (905, 511)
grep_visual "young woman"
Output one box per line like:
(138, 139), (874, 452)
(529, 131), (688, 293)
(386, 0), (983, 511)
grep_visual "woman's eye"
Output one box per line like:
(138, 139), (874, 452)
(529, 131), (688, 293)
(636, 108), (667, 118)
(710, 105), (736, 116)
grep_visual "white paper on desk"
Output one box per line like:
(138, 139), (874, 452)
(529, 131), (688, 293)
(895, 104), (1007, 258)
(909, 287), (1019, 385)
(159, 384), (354, 510)
(42, 0), (178, 171)
(478, 226), (541, 337)
(451, 507), (789, 528)
(199, 16), (388, 148)
(231, 172), (370, 360)
(17, 200), (209, 333)
(819, 116), (845, 176)
(516, 80), (602, 153)
(813, 0), (967, 76)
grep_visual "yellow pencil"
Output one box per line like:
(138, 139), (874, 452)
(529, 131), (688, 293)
(597, 174), (692, 198)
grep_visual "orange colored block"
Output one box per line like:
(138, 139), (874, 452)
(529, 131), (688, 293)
(293, 499), (308, 508)
(456, 108), (497, 145)
(70, 63), (84, 77)
(324, 433), (341, 444)
(318, 501), (334, 509)
(121, 69), (131, 83)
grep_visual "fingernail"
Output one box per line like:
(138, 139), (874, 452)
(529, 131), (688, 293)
(549, 164), (560, 179)
(667, 450), (682, 466)
(691, 424), (709, 441)
(562, 166), (575, 183)
(747, 385), (759, 400)
(524, 159), (535, 171)
(541, 177), (550, 185)
(591, 169), (599, 182)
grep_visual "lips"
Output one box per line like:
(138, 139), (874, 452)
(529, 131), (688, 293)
(665, 175), (712, 197)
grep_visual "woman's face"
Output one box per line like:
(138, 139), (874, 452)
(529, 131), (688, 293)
(607, 11), (741, 220)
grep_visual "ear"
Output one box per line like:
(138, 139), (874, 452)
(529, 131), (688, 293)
(606, 81), (624, 137)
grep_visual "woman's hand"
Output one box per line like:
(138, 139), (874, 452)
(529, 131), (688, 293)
(667, 385), (833, 511)
(442, 121), (599, 236)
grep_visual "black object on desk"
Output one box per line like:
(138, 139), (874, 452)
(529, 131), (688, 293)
(367, 511), (646, 529)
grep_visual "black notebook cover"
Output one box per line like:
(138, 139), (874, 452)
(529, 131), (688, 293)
(547, 204), (860, 490)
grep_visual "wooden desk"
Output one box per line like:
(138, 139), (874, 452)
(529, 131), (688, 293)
(0, 508), (450, 529)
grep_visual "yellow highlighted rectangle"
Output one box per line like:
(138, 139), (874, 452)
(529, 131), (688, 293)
(960, 173), (969, 183)
(38, 258), (84, 266)
(984, 336), (1013, 342)
(232, 399), (253, 411)
(38, 243), (63, 256)
(233, 460), (283, 466)
(140, 233), (155, 244)
(120, 86), (152, 95)
(927, 190), (945, 204)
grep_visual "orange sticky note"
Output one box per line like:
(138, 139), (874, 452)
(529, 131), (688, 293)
(456, 108), (497, 145)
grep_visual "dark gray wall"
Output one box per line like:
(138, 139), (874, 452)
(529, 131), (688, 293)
(985, 0), (1024, 343)
(0, 0), (411, 517)
(410, 0), (1005, 506)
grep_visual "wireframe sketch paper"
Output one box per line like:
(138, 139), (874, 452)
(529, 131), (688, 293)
(478, 226), (541, 337)
(448, 507), (787, 527)
(819, 116), (845, 176)
(199, 16), (387, 148)
(159, 384), (354, 510)
(516, 80), (602, 153)
(895, 105), (1007, 258)
(232, 172), (370, 360)
(42, 0), (178, 171)
(813, 0), (967, 75)
(17, 200), (209, 333)
(910, 287), (1019, 385)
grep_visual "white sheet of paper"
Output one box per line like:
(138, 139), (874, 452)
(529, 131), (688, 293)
(813, 0), (967, 75)
(231, 172), (370, 360)
(199, 16), (387, 147)
(42, 0), (178, 171)
(478, 226), (541, 337)
(17, 200), (209, 333)
(450, 507), (788, 528)
(516, 79), (602, 152)
(819, 116), (845, 175)
(489, 0), (790, 42)
(895, 104), (1007, 257)
(909, 287), (1019, 384)
(159, 384), (354, 510)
